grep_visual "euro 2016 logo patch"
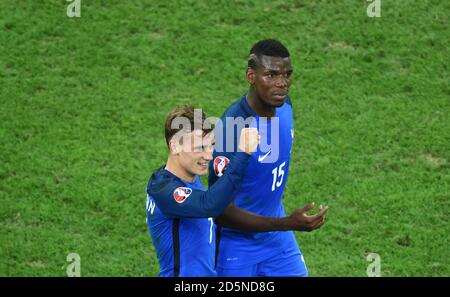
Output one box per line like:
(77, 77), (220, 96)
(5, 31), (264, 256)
(173, 187), (192, 203)
(213, 156), (230, 177)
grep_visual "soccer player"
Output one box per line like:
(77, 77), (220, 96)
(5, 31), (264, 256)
(146, 106), (326, 277)
(209, 39), (328, 277)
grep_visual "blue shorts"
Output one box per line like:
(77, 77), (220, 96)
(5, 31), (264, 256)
(216, 245), (308, 277)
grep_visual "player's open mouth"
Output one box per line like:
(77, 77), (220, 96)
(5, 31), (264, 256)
(273, 92), (287, 100)
(198, 162), (208, 169)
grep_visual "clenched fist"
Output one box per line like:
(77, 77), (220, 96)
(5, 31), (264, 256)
(238, 128), (260, 155)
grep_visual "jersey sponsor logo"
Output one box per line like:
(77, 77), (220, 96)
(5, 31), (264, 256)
(173, 187), (193, 203)
(213, 156), (230, 177)
(258, 149), (272, 162)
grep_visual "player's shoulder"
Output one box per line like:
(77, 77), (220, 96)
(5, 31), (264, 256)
(286, 96), (293, 107)
(222, 95), (252, 119)
(223, 94), (293, 118)
(281, 96), (293, 110)
(276, 96), (294, 117)
(147, 166), (179, 197)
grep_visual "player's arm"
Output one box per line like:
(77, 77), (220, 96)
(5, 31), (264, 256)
(149, 128), (259, 219)
(216, 203), (328, 232)
(149, 153), (249, 218)
(208, 116), (242, 188)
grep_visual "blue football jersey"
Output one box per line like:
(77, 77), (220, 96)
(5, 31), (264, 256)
(209, 95), (298, 269)
(146, 152), (250, 276)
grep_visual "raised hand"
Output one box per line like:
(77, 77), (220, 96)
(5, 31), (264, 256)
(238, 128), (260, 155)
(287, 202), (328, 232)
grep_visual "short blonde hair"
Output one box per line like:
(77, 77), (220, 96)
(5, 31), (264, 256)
(164, 106), (214, 148)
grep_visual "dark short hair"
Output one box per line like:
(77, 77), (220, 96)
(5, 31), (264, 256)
(248, 39), (290, 69)
(164, 106), (214, 148)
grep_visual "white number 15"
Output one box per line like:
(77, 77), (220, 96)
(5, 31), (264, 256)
(271, 161), (286, 191)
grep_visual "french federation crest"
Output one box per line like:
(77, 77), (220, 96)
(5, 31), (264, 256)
(213, 156), (230, 177)
(173, 187), (193, 203)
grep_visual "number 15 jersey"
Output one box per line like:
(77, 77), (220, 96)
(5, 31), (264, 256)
(208, 95), (300, 269)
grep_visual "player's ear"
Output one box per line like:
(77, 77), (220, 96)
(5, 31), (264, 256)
(246, 67), (255, 85)
(169, 139), (180, 155)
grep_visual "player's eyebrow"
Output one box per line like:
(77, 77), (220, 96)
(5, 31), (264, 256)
(263, 68), (293, 74)
(193, 143), (215, 150)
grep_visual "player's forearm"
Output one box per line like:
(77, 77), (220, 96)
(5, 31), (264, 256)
(201, 152), (250, 217)
(216, 204), (292, 232)
(152, 152), (251, 219)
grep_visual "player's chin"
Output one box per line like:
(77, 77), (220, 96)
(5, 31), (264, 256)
(270, 95), (287, 107)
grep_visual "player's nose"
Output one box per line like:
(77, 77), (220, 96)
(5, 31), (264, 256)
(203, 151), (213, 161)
(275, 75), (288, 88)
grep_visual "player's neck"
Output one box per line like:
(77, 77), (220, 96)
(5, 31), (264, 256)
(165, 157), (196, 183)
(246, 90), (276, 118)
